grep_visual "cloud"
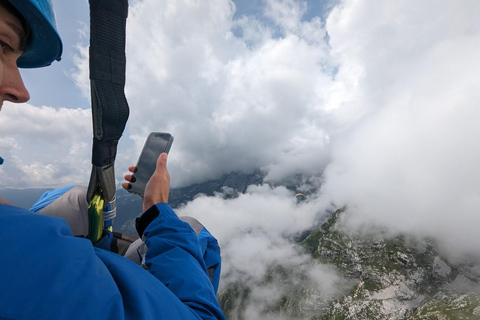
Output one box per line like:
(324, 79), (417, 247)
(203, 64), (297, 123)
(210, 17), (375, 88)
(176, 185), (347, 318)
(65, 0), (335, 188)
(178, 183), (320, 242)
(101, 0), (333, 187)
(71, 42), (90, 100)
(318, 0), (480, 259)
(0, 103), (91, 188)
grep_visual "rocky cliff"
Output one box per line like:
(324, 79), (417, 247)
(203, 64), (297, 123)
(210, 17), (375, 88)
(219, 208), (480, 319)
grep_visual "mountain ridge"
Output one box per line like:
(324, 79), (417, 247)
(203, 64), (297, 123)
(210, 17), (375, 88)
(0, 187), (53, 209)
(218, 208), (480, 319)
(115, 170), (265, 235)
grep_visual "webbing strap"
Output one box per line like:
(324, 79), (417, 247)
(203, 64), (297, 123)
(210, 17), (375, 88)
(87, 192), (104, 243)
(86, 0), (129, 206)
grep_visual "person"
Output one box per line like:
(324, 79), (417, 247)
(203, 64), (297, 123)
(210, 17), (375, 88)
(28, 184), (222, 291)
(0, 1), (226, 319)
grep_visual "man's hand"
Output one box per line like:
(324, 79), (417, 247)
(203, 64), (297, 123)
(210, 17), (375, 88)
(122, 153), (170, 212)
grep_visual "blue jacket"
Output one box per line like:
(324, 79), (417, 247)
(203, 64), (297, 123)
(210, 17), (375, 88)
(0, 203), (226, 320)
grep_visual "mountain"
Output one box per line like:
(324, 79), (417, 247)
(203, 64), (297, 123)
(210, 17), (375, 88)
(113, 188), (143, 232)
(218, 208), (480, 319)
(0, 187), (53, 209)
(0, 170), (264, 236)
(115, 170), (265, 236)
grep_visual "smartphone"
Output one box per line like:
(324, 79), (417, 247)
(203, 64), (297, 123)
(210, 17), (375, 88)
(128, 132), (174, 196)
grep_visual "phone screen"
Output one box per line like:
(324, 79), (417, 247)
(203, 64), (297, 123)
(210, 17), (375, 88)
(128, 132), (174, 196)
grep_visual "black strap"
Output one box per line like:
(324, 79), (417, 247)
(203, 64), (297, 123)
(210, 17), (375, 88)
(110, 231), (138, 255)
(87, 0), (129, 204)
(136, 205), (160, 238)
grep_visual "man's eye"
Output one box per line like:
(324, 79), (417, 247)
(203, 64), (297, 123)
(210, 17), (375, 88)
(0, 40), (14, 54)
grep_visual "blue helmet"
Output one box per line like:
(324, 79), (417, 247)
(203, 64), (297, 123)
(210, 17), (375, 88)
(7, 0), (62, 68)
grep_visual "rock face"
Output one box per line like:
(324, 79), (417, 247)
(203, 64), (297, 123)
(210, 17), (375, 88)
(219, 208), (480, 319)
(307, 209), (480, 319)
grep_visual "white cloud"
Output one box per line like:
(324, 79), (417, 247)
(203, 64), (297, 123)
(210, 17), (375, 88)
(264, 0), (307, 31)
(71, 43), (90, 99)
(178, 183), (321, 242)
(319, 0), (480, 259)
(177, 185), (346, 317)
(115, 0), (333, 187)
(0, 103), (91, 188)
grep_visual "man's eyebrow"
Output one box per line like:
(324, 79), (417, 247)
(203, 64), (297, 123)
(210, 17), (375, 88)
(5, 20), (27, 51)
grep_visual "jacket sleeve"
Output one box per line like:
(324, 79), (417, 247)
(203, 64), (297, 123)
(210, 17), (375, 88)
(179, 215), (222, 294)
(0, 204), (226, 320)
(140, 204), (225, 320)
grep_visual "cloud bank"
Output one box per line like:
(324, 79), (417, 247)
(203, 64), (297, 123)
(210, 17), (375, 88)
(319, 0), (480, 259)
(115, 0), (334, 187)
(177, 185), (347, 318)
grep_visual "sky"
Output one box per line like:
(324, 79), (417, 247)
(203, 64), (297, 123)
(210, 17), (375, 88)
(1, 0), (480, 315)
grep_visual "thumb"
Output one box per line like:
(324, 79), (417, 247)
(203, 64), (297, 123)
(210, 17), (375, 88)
(156, 152), (168, 172)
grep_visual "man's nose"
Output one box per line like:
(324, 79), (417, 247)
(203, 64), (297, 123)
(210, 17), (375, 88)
(0, 63), (30, 103)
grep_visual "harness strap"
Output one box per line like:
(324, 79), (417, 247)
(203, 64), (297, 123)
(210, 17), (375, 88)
(86, 0), (129, 242)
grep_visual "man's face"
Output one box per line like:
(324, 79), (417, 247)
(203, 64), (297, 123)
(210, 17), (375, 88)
(0, 4), (30, 111)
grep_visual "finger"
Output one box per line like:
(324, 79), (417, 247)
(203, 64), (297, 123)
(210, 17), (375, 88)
(121, 182), (132, 190)
(128, 166), (137, 173)
(123, 174), (137, 183)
